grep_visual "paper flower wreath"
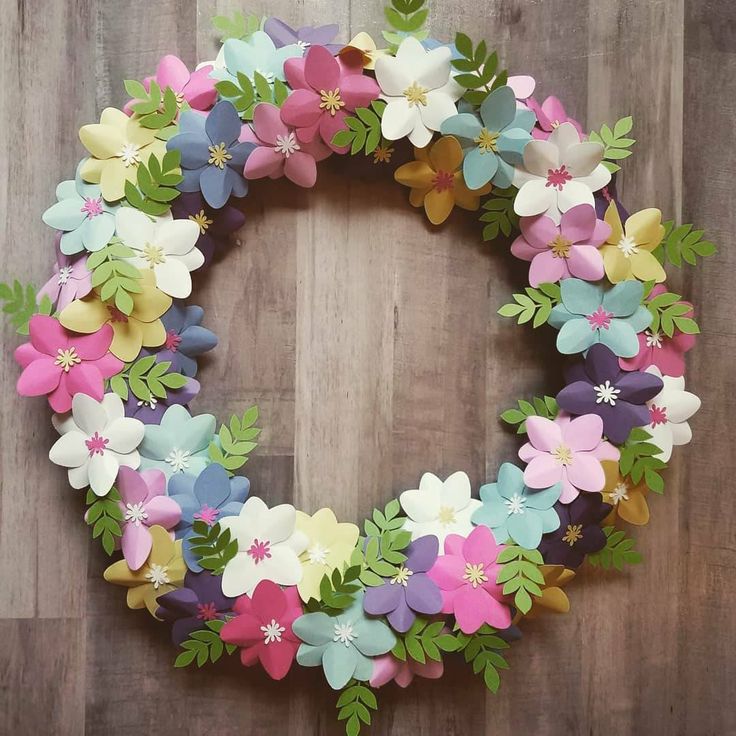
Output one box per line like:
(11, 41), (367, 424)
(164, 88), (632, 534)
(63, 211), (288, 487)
(8, 4), (711, 735)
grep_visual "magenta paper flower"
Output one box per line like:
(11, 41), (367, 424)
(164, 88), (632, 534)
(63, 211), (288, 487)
(115, 466), (181, 570)
(427, 526), (511, 634)
(38, 239), (92, 311)
(242, 103), (332, 187)
(527, 95), (583, 140)
(280, 45), (380, 152)
(510, 204), (611, 286)
(370, 653), (444, 688)
(619, 285), (696, 377)
(15, 315), (123, 413)
(518, 413), (620, 504)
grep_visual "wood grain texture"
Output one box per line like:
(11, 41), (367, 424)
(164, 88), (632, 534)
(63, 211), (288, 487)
(1, 0), (734, 734)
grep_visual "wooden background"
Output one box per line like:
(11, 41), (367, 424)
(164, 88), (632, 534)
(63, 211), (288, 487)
(1, 0), (734, 733)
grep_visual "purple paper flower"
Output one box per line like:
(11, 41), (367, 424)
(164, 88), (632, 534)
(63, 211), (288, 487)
(595, 175), (629, 222)
(167, 101), (255, 209)
(171, 191), (245, 265)
(37, 238), (92, 311)
(263, 18), (342, 54)
(363, 535), (443, 632)
(123, 374), (200, 424)
(538, 493), (611, 568)
(556, 343), (663, 445)
(156, 570), (235, 644)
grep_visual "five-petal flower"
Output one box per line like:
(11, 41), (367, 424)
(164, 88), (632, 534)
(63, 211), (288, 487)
(527, 96), (583, 141)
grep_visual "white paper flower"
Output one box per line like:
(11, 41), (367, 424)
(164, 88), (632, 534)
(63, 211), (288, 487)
(49, 393), (145, 496)
(115, 208), (204, 299)
(399, 471), (482, 544)
(644, 366), (701, 461)
(375, 37), (463, 148)
(512, 122), (611, 224)
(219, 496), (309, 597)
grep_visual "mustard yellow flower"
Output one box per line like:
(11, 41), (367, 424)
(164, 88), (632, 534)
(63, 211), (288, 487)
(339, 32), (390, 70)
(513, 565), (575, 624)
(601, 460), (650, 526)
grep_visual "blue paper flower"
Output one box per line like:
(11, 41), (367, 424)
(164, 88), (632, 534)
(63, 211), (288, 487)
(42, 160), (118, 254)
(548, 279), (652, 358)
(153, 301), (218, 377)
(169, 462), (250, 571)
(472, 463), (561, 549)
(441, 86), (535, 190)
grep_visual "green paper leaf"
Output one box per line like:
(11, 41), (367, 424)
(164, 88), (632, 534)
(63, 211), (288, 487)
(85, 487), (123, 555)
(211, 11), (264, 42)
(588, 116), (636, 173)
(498, 285), (560, 328)
(619, 429), (667, 494)
(336, 680), (378, 736)
(0, 280), (53, 334)
(208, 406), (261, 475)
(499, 395), (559, 434)
(653, 220), (717, 268)
(450, 33), (509, 105)
(332, 100), (386, 156)
(588, 525), (643, 570)
(188, 522), (238, 575)
(124, 150), (182, 216)
(479, 187), (519, 241)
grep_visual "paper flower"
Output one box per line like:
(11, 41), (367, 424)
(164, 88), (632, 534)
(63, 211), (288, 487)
(375, 36), (463, 148)
(103, 524), (186, 616)
(369, 653), (444, 688)
(220, 580), (304, 680)
(513, 122), (611, 224)
(394, 136), (491, 225)
(218, 496), (308, 598)
(599, 202), (666, 283)
(526, 96), (583, 140)
(517, 565), (575, 620)
(280, 45), (380, 152)
(548, 278), (652, 358)
(264, 18), (342, 54)
(156, 570), (235, 645)
(538, 493), (611, 568)
(49, 392), (144, 495)
(59, 270), (171, 363)
(644, 366), (701, 461)
(168, 462), (250, 571)
(79, 107), (166, 202)
(243, 102), (332, 187)
(556, 343), (664, 445)
(167, 101), (255, 209)
(510, 204), (610, 286)
(363, 535), (443, 632)
(138, 404), (216, 479)
(427, 526), (511, 634)
(293, 592), (396, 689)
(518, 414), (620, 503)
(123, 375), (200, 424)
(41, 162), (118, 255)
(440, 85), (535, 190)
(294, 508), (359, 602)
(399, 470), (482, 544)
(38, 241), (92, 311)
(15, 315), (122, 413)
(471, 463), (561, 549)
(340, 32), (390, 70)
(116, 466), (181, 570)
(600, 461), (649, 526)
(114, 209), (203, 300)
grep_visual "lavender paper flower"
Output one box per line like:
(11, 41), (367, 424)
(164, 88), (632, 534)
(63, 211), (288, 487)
(154, 301), (218, 378)
(123, 375), (200, 424)
(264, 18), (342, 54)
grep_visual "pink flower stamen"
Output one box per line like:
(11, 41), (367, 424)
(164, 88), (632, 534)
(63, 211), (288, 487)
(193, 504), (219, 526)
(85, 431), (109, 456)
(247, 539), (272, 565)
(432, 170), (454, 193)
(107, 306), (128, 323)
(196, 602), (218, 621)
(164, 330), (182, 351)
(649, 405), (668, 427)
(586, 305), (614, 330)
(81, 197), (104, 218)
(545, 164), (573, 190)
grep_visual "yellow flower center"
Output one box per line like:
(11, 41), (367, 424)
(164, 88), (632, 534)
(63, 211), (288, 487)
(552, 444), (574, 465)
(404, 81), (429, 107)
(474, 128), (499, 153)
(390, 565), (414, 587)
(437, 505), (456, 526)
(143, 242), (166, 266)
(54, 347), (81, 372)
(373, 144), (394, 164)
(118, 142), (141, 167)
(463, 562), (488, 588)
(319, 88), (345, 116)
(551, 119), (561, 129)
(562, 524), (583, 546)
(189, 209), (213, 235)
(549, 234), (573, 258)
(174, 91), (185, 107)
(208, 143), (232, 169)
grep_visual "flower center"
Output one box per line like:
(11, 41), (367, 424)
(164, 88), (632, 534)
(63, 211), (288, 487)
(463, 562), (488, 589)
(143, 242), (166, 266)
(208, 142), (232, 169)
(54, 346), (81, 372)
(145, 563), (170, 589)
(549, 234), (573, 258)
(474, 128), (499, 153)
(274, 132), (300, 157)
(552, 444), (574, 466)
(610, 481), (629, 504)
(594, 380), (621, 406)
(124, 502), (148, 526)
(164, 330), (182, 351)
(586, 305), (614, 330)
(193, 504), (220, 526)
(165, 448), (191, 473)
(81, 196), (104, 218)
(432, 170), (454, 192)
(296, 40), (310, 50)
(189, 209), (213, 234)
(333, 622), (356, 646)
(85, 431), (109, 456)
(197, 602), (218, 621)
(545, 164), (573, 190)
(649, 404), (668, 427)
(404, 81), (429, 107)
(437, 505), (456, 526)
(137, 396), (158, 410)
(562, 524), (583, 546)
(551, 119), (561, 129)
(617, 234), (639, 257)
(645, 330), (663, 348)
(247, 538), (272, 564)
(505, 493), (526, 515)
(261, 618), (286, 644)
(57, 266), (74, 285)
(306, 543), (329, 565)
(118, 142), (141, 167)
(107, 305), (128, 323)
(390, 565), (414, 586)
(319, 88), (345, 116)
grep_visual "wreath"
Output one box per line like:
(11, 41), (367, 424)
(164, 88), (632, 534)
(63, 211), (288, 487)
(5, 4), (712, 735)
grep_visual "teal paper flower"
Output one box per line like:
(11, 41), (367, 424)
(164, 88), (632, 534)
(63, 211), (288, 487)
(548, 279), (651, 358)
(440, 85), (535, 190)
(42, 160), (118, 255)
(293, 592), (396, 689)
(138, 404), (216, 479)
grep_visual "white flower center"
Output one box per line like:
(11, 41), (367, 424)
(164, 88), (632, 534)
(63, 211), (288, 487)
(617, 234), (639, 257)
(296, 40), (310, 50)
(58, 266), (74, 285)
(137, 396), (158, 409)
(610, 481), (630, 504)
(274, 132), (300, 158)
(645, 330), (663, 348)
(307, 543), (329, 565)
(505, 493), (526, 515)
(145, 563), (170, 589)
(390, 565), (414, 586)
(165, 448), (191, 473)
(333, 622), (357, 646)
(594, 380), (621, 406)
(261, 618), (286, 644)
(124, 502), (149, 526)
(118, 142), (142, 167)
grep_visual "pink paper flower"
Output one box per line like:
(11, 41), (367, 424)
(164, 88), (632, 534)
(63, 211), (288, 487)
(510, 205), (611, 286)
(38, 238), (92, 311)
(280, 45), (380, 152)
(518, 413), (620, 503)
(427, 526), (511, 634)
(619, 285), (696, 377)
(369, 653), (444, 688)
(220, 580), (303, 680)
(242, 103), (332, 188)
(527, 95), (584, 140)
(15, 315), (123, 413)
(116, 466), (181, 570)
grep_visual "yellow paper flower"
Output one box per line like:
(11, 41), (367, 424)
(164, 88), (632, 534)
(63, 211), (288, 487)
(394, 136), (492, 225)
(600, 201), (666, 283)
(103, 525), (186, 617)
(295, 508), (360, 602)
(601, 460), (650, 526)
(339, 32), (390, 70)
(79, 107), (167, 202)
(514, 565), (575, 623)
(59, 269), (171, 362)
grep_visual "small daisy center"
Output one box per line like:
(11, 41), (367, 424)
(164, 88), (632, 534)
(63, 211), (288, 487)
(404, 81), (428, 107)
(594, 380), (621, 406)
(474, 128), (499, 153)
(617, 234), (639, 257)
(165, 448), (191, 473)
(552, 444), (574, 466)
(437, 505), (456, 526)
(551, 119), (562, 129)
(124, 502), (148, 526)
(610, 481), (630, 504)
(57, 266), (74, 285)
(373, 144), (394, 164)
(333, 622), (356, 646)
(208, 142), (232, 169)
(54, 346), (81, 372)
(649, 404), (668, 426)
(189, 209), (213, 234)
(463, 562), (488, 588)
(505, 493), (526, 515)
(545, 164), (572, 190)
(247, 538), (272, 564)
(319, 88), (345, 116)
(142, 242), (166, 266)
(137, 396), (158, 410)
(85, 431), (109, 456)
(164, 330), (182, 351)
(196, 602), (218, 621)
(261, 618), (286, 644)
(391, 565), (414, 586)
(118, 142), (141, 167)
(274, 132), (300, 157)
(549, 234), (573, 258)
(296, 40), (310, 50)
(193, 504), (220, 526)
(562, 524), (583, 546)
(81, 196), (104, 218)
(645, 330), (664, 348)
(586, 305), (614, 330)
(307, 543), (329, 565)
(145, 563), (170, 589)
